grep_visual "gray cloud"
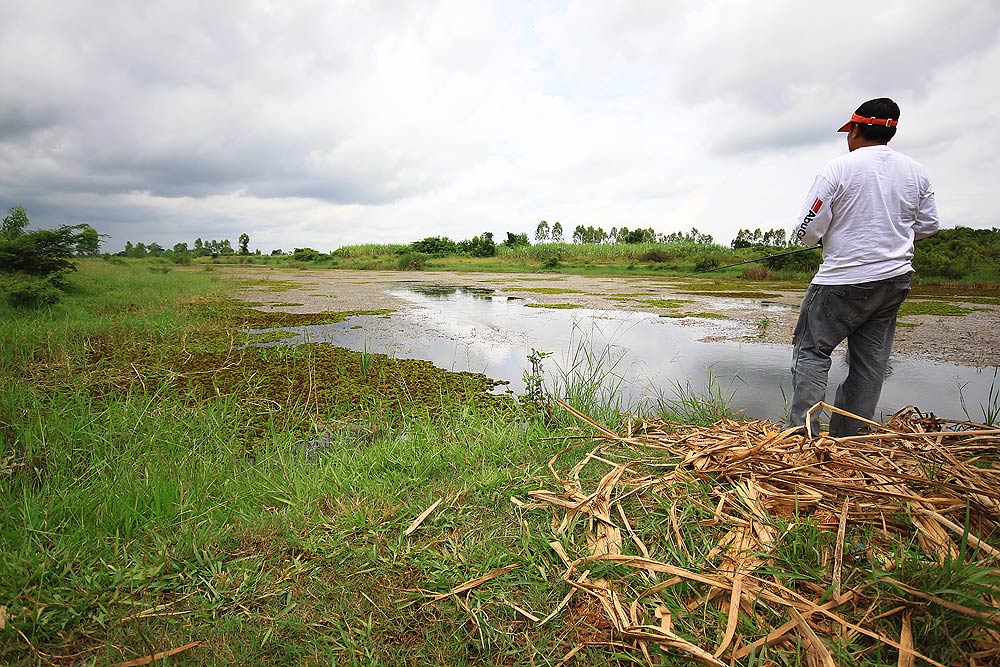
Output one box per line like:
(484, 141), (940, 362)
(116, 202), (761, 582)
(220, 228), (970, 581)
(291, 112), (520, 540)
(1, 1), (997, 252)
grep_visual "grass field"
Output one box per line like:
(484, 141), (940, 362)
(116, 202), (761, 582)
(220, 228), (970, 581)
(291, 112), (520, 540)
(2, 260), (998, 666)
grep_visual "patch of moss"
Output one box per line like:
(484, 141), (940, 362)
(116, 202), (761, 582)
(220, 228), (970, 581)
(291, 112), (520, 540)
(177, 343), (502, 429)
(952, 296), (1000, 306)
(659, 312), (729, 320)
(678, 291), (782, 299)
(523, 303), (583, 309)
(636, 298), (693, 309)
(241, 308), (395, 327)
(268, 302), (305, 307)
(241, 331), (299, 343)
(509, 287), (583, 294)
(898, 301), (972, 317)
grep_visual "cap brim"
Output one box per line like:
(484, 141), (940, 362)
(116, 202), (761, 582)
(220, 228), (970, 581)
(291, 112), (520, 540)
(836, 120), (852, 132)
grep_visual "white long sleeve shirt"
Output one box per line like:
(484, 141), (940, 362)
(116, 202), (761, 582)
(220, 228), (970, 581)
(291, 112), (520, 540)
(792, 145), (939, 285)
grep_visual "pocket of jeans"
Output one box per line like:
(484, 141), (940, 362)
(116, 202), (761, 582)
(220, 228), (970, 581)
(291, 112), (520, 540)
(822, 285), (874, 322)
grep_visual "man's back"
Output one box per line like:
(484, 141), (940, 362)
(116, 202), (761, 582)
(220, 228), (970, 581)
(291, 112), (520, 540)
(796, 145), (937, 284)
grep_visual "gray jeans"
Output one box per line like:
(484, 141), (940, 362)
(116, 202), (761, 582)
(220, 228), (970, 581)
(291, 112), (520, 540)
(784, 272), (912, 437)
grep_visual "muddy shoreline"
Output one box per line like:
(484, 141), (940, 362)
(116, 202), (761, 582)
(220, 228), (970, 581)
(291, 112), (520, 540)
(225, 267), (1000, 368)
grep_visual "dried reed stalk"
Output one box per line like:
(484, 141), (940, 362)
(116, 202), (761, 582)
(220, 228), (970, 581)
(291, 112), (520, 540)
(520, 403), (1000, 665)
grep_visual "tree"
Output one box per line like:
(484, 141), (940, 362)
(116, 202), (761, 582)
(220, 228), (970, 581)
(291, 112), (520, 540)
(1, 222), (101, 278)
(239, 233), (250, 255)
(458, 232), (496, 257)
(173, 242), (189, 253)
(572, 225), (586, 244)
(410, 236), (458, 255)
(535, 221), (550, 242)
(503, 232), (529, 248)
(1, 205), (29, 240)
(551, 222), (563, 242)
(73, 225), (101, 255)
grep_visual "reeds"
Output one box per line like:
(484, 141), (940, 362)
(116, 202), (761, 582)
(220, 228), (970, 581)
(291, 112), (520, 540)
(516, 399), (1000, 665)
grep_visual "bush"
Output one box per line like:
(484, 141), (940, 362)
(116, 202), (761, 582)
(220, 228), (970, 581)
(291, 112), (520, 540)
(693, 257), (720, 273)
(410, 236), (458, 255)
(639, 249), (671, 263)
(291, 247), (325, 262)
(459, 232), (496, 258)
(3, 275), (62, 308)
(396, 253), (427, 271)
(763, 247), (822, 273)
(913, 250), (963, 279)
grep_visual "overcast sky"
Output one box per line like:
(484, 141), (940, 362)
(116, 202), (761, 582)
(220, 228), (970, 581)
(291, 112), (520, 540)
(2, 1), (998, 253)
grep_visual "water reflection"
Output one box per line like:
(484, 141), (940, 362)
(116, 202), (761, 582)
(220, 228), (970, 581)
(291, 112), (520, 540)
(259, 285), (997, 423)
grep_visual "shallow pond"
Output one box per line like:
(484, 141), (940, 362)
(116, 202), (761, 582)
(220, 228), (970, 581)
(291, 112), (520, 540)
(259, 285), (998, 424)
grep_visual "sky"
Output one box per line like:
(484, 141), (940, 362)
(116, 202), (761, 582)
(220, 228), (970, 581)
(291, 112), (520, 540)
(2, 1), (998, 254)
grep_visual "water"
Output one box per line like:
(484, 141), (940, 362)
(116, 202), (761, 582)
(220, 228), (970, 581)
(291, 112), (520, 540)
(255, 285), (998, 424)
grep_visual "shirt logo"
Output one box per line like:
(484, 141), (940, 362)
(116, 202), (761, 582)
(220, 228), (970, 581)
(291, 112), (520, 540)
(811, 198), (823, 214)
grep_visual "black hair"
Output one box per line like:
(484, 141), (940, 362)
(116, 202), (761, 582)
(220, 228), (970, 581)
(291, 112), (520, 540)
(853, 97), (899, 142)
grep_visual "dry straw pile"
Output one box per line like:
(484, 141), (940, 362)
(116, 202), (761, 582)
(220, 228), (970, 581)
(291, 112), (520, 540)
(514, 399), (1000, 666)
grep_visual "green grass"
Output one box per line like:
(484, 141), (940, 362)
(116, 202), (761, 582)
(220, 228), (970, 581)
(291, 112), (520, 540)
(2, 259), (998, 666)
(522, 302), (583, 309)
(504, 287), (583, 295)
(898, 300), (973, 317)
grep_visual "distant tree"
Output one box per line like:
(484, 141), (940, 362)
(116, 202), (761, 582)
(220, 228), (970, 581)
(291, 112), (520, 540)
(535, 221), (550, 242)
(270, 249), (283, 256)
(2, 205), (30, 240)
(458, 232), (496, 257)
(551, 222), (563, 243)
(173, 242), (189, 253)
(503, 232), (530, 248)
(0, 211), (106, 306)
(292, 247), (324, 262)
(220, 239), (234, 255)
(572, 225), (585, 244)
(147, 242), (164, 257)
(73, 225), (101, 255)
(609, 227), (618, 243)
(124, 241), (134, 256)
(238, 233), (250, 255)
(410, 236), (458, 255)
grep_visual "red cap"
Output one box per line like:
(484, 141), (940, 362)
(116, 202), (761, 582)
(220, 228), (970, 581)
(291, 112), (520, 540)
(837, 113), (899, 132)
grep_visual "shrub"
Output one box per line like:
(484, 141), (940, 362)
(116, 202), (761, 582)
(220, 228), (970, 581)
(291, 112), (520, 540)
(410, 236), (458, 255)
(396, 253), (427, 271)
(693, 257), (720, 273)
(3, 275), (62, 308)
(292, 247), (325, 262)
(458, 232), (496, 258)
(639, 249), (671, 263)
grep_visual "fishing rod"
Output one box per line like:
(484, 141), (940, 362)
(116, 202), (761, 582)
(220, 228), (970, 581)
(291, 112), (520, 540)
(682, 244), (821, 277)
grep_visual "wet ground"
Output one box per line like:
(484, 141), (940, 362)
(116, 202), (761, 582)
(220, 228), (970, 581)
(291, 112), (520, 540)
(227, 268), (1000, 424)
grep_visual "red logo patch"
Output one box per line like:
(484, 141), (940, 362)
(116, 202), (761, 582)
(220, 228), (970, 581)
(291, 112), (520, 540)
(810, 198), (823, 214)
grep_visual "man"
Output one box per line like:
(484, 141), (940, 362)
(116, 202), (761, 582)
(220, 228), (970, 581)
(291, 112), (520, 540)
(785, 98), (939, 437)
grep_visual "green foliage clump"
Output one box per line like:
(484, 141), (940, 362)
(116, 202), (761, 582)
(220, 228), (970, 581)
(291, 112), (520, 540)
(502, 232), (530, 248)
(291, 247), (326, 262)
(693, 256), (720, 273)
(764, 246), (822, 273)
(2, 274), (63, 308)
(914, 227), (1000, 280)
(458, 232), (496, 257)
(0, 205), (102, 307)
(396, 252), (427, 271)
(409, 236), (458, 255)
